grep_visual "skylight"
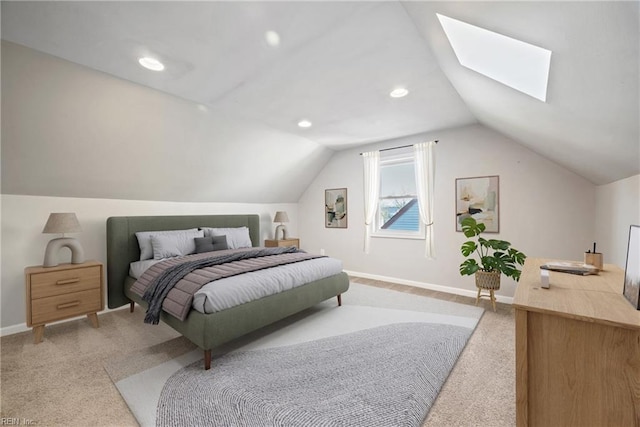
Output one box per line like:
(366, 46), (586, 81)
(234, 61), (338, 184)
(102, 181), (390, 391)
(437, 14), (551, 102)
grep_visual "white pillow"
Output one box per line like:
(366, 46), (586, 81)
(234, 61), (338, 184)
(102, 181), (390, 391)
(129, 259), (161, 279)
(201, 227), (252, 249)
(150, 230), (204, 260)
(135, 228), (200, 260)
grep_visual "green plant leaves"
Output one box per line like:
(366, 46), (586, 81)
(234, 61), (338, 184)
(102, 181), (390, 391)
(509, 248), (526, 265)
(477, 237), (510, 251)
(461, 217), (485, 238)
(461, 241), (477, 257)
(459, 217), (527, 282)
(481, 255), (499, 271)
(459, 258), (479, 276)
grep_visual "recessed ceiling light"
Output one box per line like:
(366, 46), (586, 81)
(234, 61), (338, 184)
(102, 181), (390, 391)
(390, 88), (409, 98)
(265, 31), (281, 47)
(297, 119), (312, 128)
(138, 57), (165, 71)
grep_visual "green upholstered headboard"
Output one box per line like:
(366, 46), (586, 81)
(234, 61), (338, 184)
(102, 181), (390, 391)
(106, 214), (260, 309)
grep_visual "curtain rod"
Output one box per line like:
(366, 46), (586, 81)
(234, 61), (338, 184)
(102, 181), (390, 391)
(359, 140), (438, 156)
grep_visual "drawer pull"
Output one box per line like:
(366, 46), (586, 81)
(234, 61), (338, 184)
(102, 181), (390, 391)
(57, 301), (80, 309)
(56, 278), (80, 285)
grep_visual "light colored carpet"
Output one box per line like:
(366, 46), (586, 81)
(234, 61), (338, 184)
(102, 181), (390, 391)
(104, 283), (483, 426)
(1, 280), (516, 426)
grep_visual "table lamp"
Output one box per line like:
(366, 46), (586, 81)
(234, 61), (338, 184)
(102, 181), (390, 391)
(42, 213), (85, 267)
(273, 211), (289, 240)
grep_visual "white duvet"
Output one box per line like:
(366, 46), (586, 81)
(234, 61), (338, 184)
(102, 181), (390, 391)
(130, 256), (343, 314)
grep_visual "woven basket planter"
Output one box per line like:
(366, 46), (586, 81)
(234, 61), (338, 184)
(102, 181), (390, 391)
(475, 270), (501, 290)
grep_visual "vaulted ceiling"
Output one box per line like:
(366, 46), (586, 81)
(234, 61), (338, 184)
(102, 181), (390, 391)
(1, 1), (638, 202)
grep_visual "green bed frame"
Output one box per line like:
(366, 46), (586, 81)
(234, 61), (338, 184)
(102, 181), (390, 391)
(106, 214), (349, 369)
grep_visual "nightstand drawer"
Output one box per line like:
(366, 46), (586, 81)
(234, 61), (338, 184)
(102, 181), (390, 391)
(30, 265), (101, 299)
(31, 289), (102, 325)
(264, 238), (299, 249)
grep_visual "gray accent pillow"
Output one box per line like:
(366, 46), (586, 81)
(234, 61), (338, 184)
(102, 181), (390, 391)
(201, 227), (252, 249)
(194, 236), (229, 254)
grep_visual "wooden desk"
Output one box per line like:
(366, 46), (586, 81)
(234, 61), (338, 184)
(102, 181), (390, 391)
(513, 258), (640, 426)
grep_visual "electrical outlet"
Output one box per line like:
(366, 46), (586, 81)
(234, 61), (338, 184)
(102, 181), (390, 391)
(320, 249), (325, 255)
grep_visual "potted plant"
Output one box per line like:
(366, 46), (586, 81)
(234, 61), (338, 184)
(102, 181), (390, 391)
(459, 217), (526, 301)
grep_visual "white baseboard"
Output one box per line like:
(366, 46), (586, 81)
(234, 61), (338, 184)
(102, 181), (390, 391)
(0, 322), (32, 337)
(2, 272), (514, 337)
(344, 270), (514, 305)
(0, 304), (130, 337)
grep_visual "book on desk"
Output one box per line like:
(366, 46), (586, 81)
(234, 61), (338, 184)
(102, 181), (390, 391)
(540, 261), (599, 276)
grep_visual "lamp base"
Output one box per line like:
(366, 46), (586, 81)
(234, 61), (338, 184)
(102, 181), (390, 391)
(43, 237), (85, 267)
(274, 224), (288, 240)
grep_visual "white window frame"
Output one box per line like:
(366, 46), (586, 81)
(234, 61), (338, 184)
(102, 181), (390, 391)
(371, 153), (425, 240)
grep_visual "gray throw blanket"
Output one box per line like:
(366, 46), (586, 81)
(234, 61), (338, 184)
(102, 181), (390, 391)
(142, 247), (300, 324)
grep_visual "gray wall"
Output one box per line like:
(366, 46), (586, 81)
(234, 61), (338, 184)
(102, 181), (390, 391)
(595, 174), (640, 269)
(1, 41), (333, 203)
(298, 124), (597, 300)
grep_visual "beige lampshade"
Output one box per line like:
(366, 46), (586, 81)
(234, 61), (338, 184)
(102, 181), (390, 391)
(273, 211), (289, 224)
(42, 213), (82, 234)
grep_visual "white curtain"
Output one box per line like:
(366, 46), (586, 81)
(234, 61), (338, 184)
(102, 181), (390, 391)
(414, 141), (436, 258)
(362, 150), (380, 253)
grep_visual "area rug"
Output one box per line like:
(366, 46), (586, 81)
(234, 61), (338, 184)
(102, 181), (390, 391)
(105, 283), (484, 427)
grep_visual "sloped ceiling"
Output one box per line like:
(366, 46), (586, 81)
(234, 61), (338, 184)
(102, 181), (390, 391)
(1, 1), (638, 204)
(403, 1), (639, 185)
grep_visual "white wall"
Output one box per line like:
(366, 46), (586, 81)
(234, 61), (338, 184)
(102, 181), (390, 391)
(299, 124), (596, 299)
(0, 194), (298, 333)
(595, 174), (640, 268)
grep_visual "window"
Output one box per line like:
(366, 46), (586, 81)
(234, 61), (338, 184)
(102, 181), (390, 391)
(372, 153), (424, 239)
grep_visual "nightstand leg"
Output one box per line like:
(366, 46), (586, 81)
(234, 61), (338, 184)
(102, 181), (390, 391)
(33, 325), (44, 344)
(87, 313), (99, 328)
(337, 294), (342, 306)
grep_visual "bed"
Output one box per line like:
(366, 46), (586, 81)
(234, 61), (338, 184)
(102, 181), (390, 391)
(106, 214), (349, 369)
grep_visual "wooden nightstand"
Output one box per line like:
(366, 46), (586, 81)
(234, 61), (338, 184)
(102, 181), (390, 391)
(25, 261), (104, 344)
(264, 238), (300, 249)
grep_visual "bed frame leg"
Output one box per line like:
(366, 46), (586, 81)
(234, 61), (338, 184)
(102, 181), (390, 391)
(337, 294), (342, 306)
(204, 350), (212, 370)
(129, 301), (135, 313)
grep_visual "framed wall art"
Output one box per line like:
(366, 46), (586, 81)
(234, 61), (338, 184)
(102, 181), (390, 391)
(455, 175), (499, 233)
(623, 225), (640, 310)
(325, 188), (347, 228)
